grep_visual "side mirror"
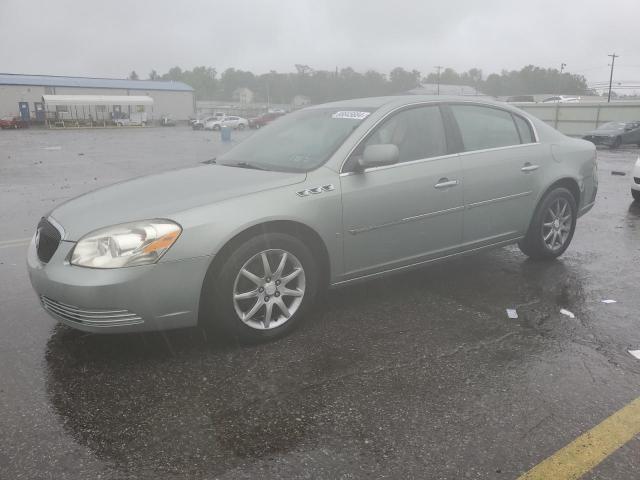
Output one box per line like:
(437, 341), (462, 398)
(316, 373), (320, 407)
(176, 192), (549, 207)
(358, 144), (399, 170)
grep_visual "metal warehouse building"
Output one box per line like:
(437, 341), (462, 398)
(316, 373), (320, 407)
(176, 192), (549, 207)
(0, 73), (195, 123)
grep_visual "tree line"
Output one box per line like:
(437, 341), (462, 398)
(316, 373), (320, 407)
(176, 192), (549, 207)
(128, 64), (591, 103)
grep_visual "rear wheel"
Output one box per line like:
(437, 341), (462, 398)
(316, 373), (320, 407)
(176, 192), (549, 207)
(213, 125), (221, 131)
(202, 233), (318, 342)
(633, 189), (640, 202)
(238, 123), (246, 130)
(518, 187), (577, 260)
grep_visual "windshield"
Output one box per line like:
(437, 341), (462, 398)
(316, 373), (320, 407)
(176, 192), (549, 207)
(217, 108), (373, 172)
(597, 122), (626, 130)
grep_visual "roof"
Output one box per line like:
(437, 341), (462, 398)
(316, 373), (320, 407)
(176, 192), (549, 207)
(308, 95), (506, 110)
(42, 95), (154, 106)
(0, 73), (193, 92)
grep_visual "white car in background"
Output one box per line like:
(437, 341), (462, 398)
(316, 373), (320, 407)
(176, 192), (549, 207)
(632, 157), (640, 202)
(204, 116), (249, 131)
(542, 95), (581, 103)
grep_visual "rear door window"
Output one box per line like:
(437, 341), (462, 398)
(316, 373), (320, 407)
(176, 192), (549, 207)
(450, 105), (521, 151)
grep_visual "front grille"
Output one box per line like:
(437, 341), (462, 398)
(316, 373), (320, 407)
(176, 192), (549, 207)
(634, 177), (640, 185)
(41, 296), (143, 327)
(36, 218), (61, 263)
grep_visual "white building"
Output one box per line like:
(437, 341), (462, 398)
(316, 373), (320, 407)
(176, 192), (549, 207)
(232, 87), (254, 104)
(0, 73), (195, 122)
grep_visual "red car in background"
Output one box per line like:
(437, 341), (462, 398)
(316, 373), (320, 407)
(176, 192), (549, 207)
(0, 116), (29, 129)
(248, 111), (284, 129)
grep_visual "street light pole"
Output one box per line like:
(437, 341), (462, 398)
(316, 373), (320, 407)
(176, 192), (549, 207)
(607, 53), (619, 103)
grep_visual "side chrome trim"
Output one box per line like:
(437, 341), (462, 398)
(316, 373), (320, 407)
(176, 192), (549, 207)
(466, 191), (532, 210)
(347, 205), (464, 235)
(456, 142), (540, 157)
(340, 153), (459, 177)
(331, 236), (524, 287)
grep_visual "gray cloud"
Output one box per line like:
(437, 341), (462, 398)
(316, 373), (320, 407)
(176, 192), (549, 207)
(1, 0), (638, 87)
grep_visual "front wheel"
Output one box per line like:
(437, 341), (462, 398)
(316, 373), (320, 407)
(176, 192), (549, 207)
(237, 123), (246, 130)
(202, 233), (318, 342)
(518, 187), (577, 260)
(633, 189), (640, 202)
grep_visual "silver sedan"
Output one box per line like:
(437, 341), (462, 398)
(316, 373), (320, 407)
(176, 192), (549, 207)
(28, 96), (598, 341)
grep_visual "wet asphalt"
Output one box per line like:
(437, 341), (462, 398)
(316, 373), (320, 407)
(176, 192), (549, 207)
(1, 127), (639, 479)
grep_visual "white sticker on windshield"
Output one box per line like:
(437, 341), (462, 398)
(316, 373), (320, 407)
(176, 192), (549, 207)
(331, 111), (370, 120)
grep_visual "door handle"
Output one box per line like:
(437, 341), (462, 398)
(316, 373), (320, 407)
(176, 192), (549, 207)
(521, 163), (540, 172)
(434, 178), (459, 189)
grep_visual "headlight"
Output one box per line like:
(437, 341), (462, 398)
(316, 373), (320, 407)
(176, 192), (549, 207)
(70, 219), (181, 268)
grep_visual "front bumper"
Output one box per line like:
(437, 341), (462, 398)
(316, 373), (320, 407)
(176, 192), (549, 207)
(583, 135), (617, 146)
(27, 237), (212, 333)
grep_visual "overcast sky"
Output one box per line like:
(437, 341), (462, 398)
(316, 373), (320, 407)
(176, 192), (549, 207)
(1, 0), (639, 89)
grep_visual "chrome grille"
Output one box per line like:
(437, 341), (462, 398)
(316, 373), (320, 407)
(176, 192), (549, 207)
(36, 218), (61, 263)
(41, 296), (143, 327)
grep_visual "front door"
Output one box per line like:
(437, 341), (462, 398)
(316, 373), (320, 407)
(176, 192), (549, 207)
(340, 104), (464, 279)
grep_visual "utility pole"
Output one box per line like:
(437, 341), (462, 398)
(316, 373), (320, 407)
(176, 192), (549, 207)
(558, 63), (567, 93)
(434, 66), (443, 95)
(607, 53), (619, 103)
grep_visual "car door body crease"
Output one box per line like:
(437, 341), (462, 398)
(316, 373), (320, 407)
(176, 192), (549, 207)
(347, 205), (465, 235)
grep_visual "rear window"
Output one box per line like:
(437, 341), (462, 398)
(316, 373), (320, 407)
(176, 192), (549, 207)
(450, 105), (521, 151)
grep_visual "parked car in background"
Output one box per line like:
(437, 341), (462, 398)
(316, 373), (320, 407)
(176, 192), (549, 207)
(0, 116), (29, 129)
(249, 112), (284, 128)
(114, 112), (147, 127)
(506, 95), (536, 103)
(204, 116), (248, 130)
(27, 95), (597, 342)
(542, 95), (581, 103)
(632, 157), (640, 202)
(192, 116), (217, 130)
(582, 121), (640, 149)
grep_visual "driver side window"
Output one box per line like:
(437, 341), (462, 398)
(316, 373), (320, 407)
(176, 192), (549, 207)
(346, 105), (447, 171)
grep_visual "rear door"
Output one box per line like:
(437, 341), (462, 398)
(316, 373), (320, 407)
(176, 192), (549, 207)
(446, 104), (545, 247)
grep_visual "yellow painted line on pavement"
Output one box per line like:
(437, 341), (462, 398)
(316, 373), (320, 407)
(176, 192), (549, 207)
(518, 396), (640, 480)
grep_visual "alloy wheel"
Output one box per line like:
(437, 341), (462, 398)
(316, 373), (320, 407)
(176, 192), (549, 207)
(232, 249), (306, 330)
(542, 198), (572, 251)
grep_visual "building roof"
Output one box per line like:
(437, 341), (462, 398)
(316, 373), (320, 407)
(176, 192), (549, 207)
(0, 73), (193, 92)
(43, 95), (154, 106)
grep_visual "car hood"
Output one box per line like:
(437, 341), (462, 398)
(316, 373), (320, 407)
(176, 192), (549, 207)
(50, 164), (306, 240)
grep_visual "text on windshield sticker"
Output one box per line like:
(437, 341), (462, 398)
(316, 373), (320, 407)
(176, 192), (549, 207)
(331, 111), (370, 120)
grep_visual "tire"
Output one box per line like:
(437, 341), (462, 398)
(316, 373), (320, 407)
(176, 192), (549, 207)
(238, 123), (246, 130)
(213, 125), (221, 131)
(201, 232), (318, 342)
(518, 187), (577, 261)
(611, 136), (621, 149)
(633, 189), (640, 202)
